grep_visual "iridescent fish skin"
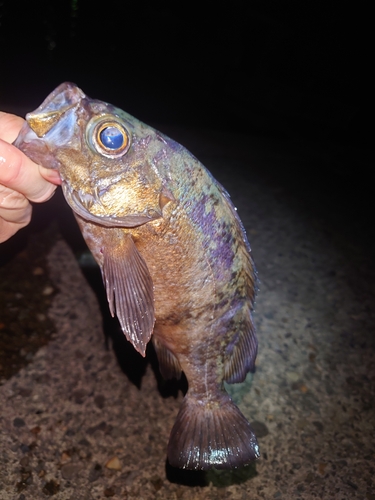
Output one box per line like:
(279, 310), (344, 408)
(14, 83), (260, 469)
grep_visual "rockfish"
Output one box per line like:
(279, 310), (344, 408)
(14, 82), (260, 470)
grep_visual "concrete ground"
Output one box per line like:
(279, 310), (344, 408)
(0, 127), (374, 499)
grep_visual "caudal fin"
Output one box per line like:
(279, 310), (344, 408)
(167, 392), (260, 470)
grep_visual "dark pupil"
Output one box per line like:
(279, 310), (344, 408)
(100, 126), (124, 149)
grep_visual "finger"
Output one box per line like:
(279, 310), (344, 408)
(0, 111), (61, 190)
(0, 139), (59, 203)
(39, 165), (62, 187)
(0, 112), (25, 143)
(0, 187), (32, 223)
(0, 216), (32, 243)
(0, 185), (32, 243)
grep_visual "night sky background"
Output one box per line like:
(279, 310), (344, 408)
(0, 0), (373, 251)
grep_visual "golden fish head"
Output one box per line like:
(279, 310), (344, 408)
(14, 82), (175, 227)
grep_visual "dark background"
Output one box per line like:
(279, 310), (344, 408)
(0, 2), (371, 141)
(0, 0), (373, 251)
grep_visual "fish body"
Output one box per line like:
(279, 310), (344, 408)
(14, 83), (260, 469)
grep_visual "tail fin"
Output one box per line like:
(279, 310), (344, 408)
(167, 392), (260, 470)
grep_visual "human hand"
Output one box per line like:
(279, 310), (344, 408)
(0, 111), (61, 243)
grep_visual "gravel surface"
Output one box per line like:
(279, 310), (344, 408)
(0, 130), (374, 499)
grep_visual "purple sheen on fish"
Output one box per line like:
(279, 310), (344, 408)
(14, 82), (260, 470)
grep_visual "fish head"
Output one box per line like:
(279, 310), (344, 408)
(14, 82), (174, 227)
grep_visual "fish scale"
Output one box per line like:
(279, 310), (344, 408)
(14, 82), (260, 470)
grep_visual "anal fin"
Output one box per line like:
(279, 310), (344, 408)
(102, 233), (155, 357)
(224, 306), (258, 384)
(152, 337), (182, 380)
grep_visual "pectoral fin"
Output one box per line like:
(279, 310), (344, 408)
(101, 234), (155, 356)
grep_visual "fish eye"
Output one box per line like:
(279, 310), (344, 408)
(89, 118), (130, 158)
(100, 126), (125, 150)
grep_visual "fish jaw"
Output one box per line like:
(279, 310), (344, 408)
(61, 180), (163, 227)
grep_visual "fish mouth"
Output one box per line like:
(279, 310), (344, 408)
(25, 82), (86, 138)
(62, 181), (162, 227)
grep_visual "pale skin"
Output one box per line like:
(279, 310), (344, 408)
(0, 112), (61, 243)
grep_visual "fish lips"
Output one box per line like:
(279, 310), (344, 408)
(62, 181), (163, 227)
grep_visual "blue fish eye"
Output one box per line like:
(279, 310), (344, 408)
(99, 126), (124, 150)
(91, 119), (130, 157)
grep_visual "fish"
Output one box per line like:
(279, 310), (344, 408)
(14, 82), (260, 470)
